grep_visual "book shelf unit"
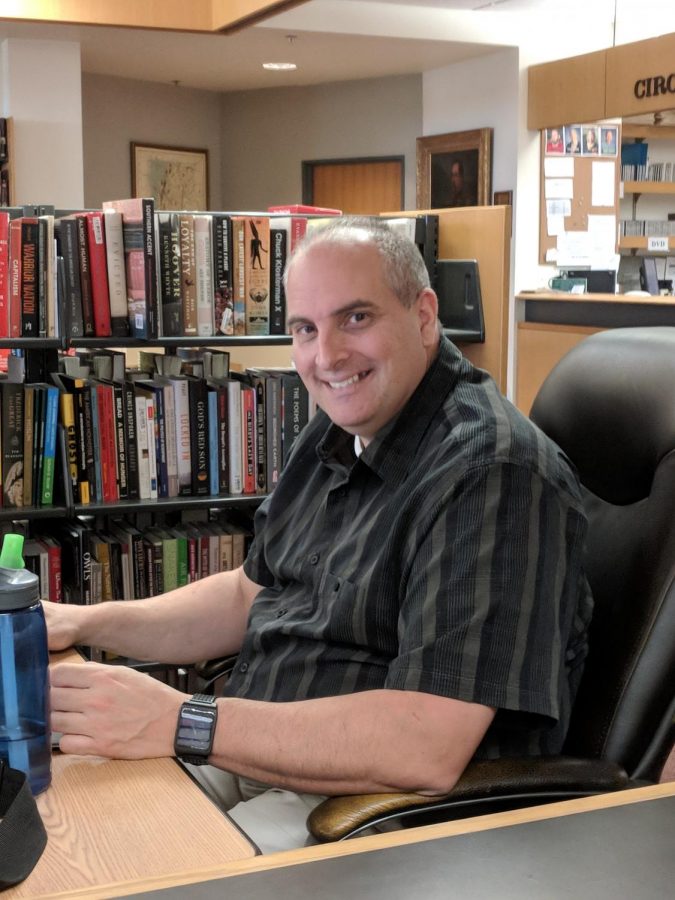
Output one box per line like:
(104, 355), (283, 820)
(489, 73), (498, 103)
(620, 123), (675, 254)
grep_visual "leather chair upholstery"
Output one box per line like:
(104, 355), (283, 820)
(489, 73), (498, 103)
(307, 327), (675, 841)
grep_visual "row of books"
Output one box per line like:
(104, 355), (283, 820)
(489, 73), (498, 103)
(621, 162), (675, 182)
(0, 201), (346, 341)
(0, 351), (312, 509)
(11, 512), (251, 607)
(620, 219), (675, 237)
(0, 381), (59, 509)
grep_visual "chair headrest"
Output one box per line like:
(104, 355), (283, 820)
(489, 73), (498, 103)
(530, 327), (675, 505)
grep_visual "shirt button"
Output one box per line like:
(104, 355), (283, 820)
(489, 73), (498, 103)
(239, 662), (249, 673)
(309, 553), (320, 565)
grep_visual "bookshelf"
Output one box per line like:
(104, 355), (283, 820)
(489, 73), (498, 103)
(620, 123), (675, 253)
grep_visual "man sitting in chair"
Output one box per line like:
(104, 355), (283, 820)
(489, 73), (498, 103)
(46, 218), (593, 854)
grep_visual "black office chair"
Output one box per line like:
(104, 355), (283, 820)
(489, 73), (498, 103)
(307, 326), (675, 841)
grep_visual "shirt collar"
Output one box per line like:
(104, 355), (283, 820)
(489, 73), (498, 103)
(316, 337), (468, 484)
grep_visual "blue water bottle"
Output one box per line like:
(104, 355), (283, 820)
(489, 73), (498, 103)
(0, 533), (52, 795)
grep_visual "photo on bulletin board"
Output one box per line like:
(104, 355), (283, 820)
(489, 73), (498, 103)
(564, 125), (582, 155)
(582, 126), (600, 155)
(600, 125), (618, 156)
(545, 127), (565, 155)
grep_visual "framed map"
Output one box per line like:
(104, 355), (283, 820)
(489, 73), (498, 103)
(131, 142), (209, 210)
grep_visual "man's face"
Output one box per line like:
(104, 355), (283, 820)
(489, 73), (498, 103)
(286, 241), (439, 446)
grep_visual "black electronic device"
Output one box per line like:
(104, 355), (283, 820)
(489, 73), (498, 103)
(565, 269), (617, 293)
(639, 256), (660, 295)
(435, 258), (485, 343)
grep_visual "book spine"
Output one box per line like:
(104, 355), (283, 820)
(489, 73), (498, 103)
(144, 395), (159, 500)
(161, 382), (179, 498)
(212, 214), (234, 336)
(57, 218), (84, 338)
(179, 214), (197, 335)
(269, 226), (287, 334)
(88, 385), (103, 502)
(103, 210), (129, 336)
(244, 216), (270, 336)
(188, 378), (210, 495)
(142, 198), (158, 340)
(46, 541), (62, 603)
(227, 380), (243, 495)
(76, 215), (95, 337)
(80, 384), (96, 504)
(194, 214), (214, 336)
(32, 386), (44, 508)
(113, 383), (129, 500)
(37, 217), (47, 337)
(208, 389), (219, 495)
(0, 211), (9, 337)
(173, 379), (191, 496)
(20, 218), (39, 337)
(157, 213), (182, 336)
(41, 216), (56, 338)
(266, 375), (281, 490)
(134, 392), (151, 500)
(22, 385), (34, 508)
(8, 219), (22, 338)
(39, 386), (59, 507)
(216, 385), (229, 494)
(250, 376), (267, 493)
(241, 385), (256, 494)
(231, 217), (246, 336)
(122, 381), (139, 500)
(1, 383), (24, 507)
(59, 390), (79, 504)
(86, 211), (112, 337)
(151, 385), (168, 498)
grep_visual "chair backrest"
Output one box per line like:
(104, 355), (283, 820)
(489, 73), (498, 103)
(530, 327), (675, 781)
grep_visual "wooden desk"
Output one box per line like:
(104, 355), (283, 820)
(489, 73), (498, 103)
(50, 782), (674, 899)
(516, 291), (675, 413)
(5, 653), (255, 899)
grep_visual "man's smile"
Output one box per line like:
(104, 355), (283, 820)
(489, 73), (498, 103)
(324, 370), (371, 390)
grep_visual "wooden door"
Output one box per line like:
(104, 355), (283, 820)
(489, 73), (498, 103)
(302, 157), (404, 214)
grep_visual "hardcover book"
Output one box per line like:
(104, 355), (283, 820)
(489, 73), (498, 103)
(244, 216), (270, 337)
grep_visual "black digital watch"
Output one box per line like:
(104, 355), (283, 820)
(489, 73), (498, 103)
(174, 693), (218, 766)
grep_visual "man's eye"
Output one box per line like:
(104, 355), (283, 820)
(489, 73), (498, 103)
(292, 324), (315, 338)
(347, 312), (369, 325)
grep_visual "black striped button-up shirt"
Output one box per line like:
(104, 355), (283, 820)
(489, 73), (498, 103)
(230, 338), (593, 757)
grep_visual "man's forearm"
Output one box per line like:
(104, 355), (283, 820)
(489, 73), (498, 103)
(208, 689), (495, 797)
(59, 568), (256, 664)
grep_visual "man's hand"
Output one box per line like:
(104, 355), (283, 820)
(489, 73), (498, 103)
(50, 661), (185, 759)
(42, 599), (83, 651)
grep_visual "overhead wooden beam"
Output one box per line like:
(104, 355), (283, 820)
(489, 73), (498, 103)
(0, 0), (305, 33)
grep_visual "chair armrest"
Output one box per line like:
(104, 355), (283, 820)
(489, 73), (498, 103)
(192, 655), (238, 695)
(307, 756), (629, 842)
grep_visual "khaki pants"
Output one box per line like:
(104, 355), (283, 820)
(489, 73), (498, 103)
(185, 764), (328, 854)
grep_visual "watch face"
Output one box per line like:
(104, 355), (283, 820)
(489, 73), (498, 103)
(176, 705), (216, 754)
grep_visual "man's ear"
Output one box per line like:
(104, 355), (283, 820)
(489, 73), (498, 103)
(417, 288), (439, 344)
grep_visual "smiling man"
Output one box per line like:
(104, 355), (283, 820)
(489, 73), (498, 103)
(45, 218), (592, 854)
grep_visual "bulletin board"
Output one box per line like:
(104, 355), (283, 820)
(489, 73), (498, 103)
(539, 124), (621, 266)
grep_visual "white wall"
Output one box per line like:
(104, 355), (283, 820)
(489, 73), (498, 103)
(218, 74), (422, 210)
(82, 73), (223, 210)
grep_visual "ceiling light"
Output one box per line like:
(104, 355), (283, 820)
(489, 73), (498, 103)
(262, 62), (297, 71)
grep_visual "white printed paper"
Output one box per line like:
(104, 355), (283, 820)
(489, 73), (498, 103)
(546, 199), (571, 217)
(545, 178), (574, 200)
(591, 161), (616, 207)
(547, 214), (565, 236)
(544, 157), (575, 178)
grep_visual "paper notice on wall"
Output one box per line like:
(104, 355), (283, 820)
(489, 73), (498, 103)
(545, 178), (574, 199)
(591, 161), (616, 207)
(547, 214), (566, 236)
(545, 247), (558, 262)
(556, 231), (593, 267)
(546, 199), (571, 218)
(544, 156), (575, 178)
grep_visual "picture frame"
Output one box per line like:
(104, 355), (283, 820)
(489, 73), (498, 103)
(131, 142), (209, 210)
(416, 128), (492, 209)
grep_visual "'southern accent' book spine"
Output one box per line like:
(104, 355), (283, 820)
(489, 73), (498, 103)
(212, 213), (233, 336)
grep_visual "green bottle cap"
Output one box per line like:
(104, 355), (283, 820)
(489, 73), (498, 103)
(0, 533), (25, 569)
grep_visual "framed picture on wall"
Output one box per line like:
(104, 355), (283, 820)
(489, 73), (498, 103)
(131, 142), (209, 209)
(416, 128), (492, 208)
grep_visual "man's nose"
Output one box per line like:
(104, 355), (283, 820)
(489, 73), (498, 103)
(315, 329), (348, 370)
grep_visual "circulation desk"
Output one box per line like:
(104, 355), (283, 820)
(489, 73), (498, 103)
(516, 290), (675, 414)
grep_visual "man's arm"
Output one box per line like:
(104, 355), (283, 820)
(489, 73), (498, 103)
(49, 657), (494, 796)
(44, 565), (261, 664)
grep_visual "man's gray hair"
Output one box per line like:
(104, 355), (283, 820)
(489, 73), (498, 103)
(283, 216), (431, 308)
